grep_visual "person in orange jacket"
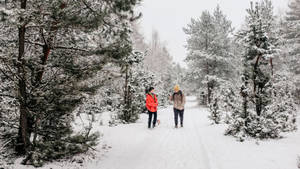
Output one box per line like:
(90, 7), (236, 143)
(146, 87), (158, 128)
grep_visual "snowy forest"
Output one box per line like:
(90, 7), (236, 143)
(0, 0), (299, 169)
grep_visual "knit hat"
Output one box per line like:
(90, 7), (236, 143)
(174, 85), (180, 92)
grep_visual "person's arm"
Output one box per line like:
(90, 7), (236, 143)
(183, 94), (186, 105)
(169, 94), (173, 101)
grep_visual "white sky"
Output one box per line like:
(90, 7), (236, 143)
(137, 0), (290, 67)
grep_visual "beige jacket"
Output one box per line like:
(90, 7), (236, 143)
(170, 92), (186, 110)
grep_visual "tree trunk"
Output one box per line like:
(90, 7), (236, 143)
(207, 83), (211, 104)
(242, 78), (249, 127)
(124, 65), (129, 121)
(253, 54), (262, 116)
(16, 0), (30, 155)
(35, 3), (66, 86)
(205, 34), (211, 105)
(270, 58), (273, 76)
(256, 87), (263, 116)
(206, 62), (211, 105)
(253, 54), (261, 93)
(124, 65), (129, 106)
(35, 45), (51, 86)
(243, 92), (248, 127)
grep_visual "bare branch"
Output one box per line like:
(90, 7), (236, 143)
(0, 67), (15, 82)
(25, 40), (88, 52)
(0, 94), (16, 99)
(53, 45), (89, 52)
(25, 40), (44, 47)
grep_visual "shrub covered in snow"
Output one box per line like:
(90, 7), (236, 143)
(118, 52), (157, 123)
(225, 74), (297, 140)
(208, 81), (239, 124)
(208, 96), (222, 124)
(23, 132), (99, 167)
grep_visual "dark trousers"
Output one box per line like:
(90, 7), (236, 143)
(148, 111), (157, 128)
(174, 108), (184, 126)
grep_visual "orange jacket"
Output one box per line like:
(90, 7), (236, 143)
(146, 93), (158, 112)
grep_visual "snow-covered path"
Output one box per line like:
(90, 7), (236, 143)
(93, 97), (215, 169)
(10, 96), (300, 169)
(89, 96), (300, 169)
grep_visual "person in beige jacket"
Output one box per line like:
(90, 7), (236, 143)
(169, 85), (186, 128)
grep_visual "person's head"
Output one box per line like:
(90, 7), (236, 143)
(174, 85), (180, 93)
(148, 87), (154, 94)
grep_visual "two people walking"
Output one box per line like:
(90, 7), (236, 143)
(145, 85), (186, 129)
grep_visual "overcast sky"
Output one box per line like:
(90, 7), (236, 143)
(137, 0), (289, 67)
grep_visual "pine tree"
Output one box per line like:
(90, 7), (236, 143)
(119, 51), (156, 123)
(238, 0), (277, 115)
(226, 0), (297, 139)
(184, 5), (235, 106)
(208, 94), (221, 124)
(0, 0), (141, 166)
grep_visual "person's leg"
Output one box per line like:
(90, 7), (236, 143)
(148, 111), (153, 128)
(179, 109), (184, 127)
(174, 108), (179, 127)
(153, 111), (157, 128)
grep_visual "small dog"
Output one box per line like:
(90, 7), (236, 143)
(157, 119), (161, 125)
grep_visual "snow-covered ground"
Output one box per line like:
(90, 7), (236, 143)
(4, 96), (300, 169)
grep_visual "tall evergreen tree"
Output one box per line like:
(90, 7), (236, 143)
(0, 0), (141, 166)
(237, 0), (278, 117)
(226, 0), (297, 139)
(183, 5), (234, 106)
(119, 51), (156, 123)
